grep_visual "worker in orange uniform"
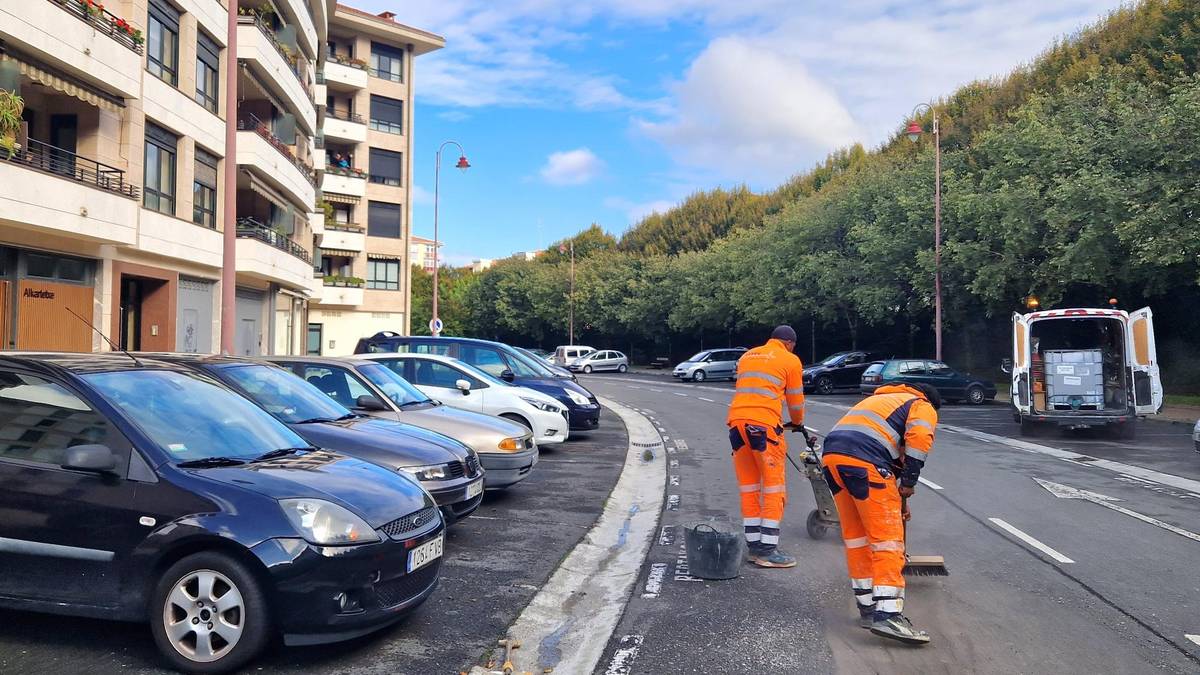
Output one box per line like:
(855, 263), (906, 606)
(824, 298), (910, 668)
(726, 325), (806, 568)
(820, 382), (940, 644)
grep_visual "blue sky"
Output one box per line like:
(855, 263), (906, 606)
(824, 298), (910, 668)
(351, 0), (1125, 265)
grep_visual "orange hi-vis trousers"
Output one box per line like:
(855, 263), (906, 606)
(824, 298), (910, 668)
(729, 421), (787, 547)
(821, 453), (906, 617)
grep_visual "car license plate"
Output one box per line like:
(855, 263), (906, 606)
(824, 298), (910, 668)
(408, 535), (443, 573)
(467, 479), (483, 499)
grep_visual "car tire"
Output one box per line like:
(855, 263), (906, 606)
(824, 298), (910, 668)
(816, 376), (834, 395)
(501, 413), (534, 432)
(692, 369), (706, 382)
(150, 551), (271, 675)
(618, 364), (628, 373)
(966, 385), (987, 405)
(583, 365), (592, 374)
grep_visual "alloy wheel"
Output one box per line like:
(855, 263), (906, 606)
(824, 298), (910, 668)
(968, 386), (985, 404)
(693, 370), (706, 382)
(817, 376), (834, 395)
(162, 569), (245, 664)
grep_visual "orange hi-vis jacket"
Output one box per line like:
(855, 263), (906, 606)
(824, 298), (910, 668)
(726, 339), (806, 428)
(821, 384), (937, 487)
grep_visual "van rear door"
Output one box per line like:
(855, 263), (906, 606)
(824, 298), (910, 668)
(1012, 312), (1032, 415)
(1127, 307), (1163, 415)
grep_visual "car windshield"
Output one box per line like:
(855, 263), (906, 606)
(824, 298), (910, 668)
(220, 364), (352, 424)
(817, 351), (851, 366)
(83, 369), (308, 462)
(686, 351), (711, 362)
(357, 363), (432, 406)
(864, 363), (884, 375)
(506, 347), (559, 377)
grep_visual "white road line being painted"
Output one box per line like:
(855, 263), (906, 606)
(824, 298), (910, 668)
(492, 397), (665, 675)
(698, 397), (715, 402)
(917, 477), (944, 490)
(1185, 634), (1200, 647)
(604, 635), (645, 675)
(988, 517), (1075, 564)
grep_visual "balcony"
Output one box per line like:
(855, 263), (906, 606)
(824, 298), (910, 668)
(310, 210), (324, 236)
(324, 59), (368, 89)
(237, 113), (317, 209)
(237, 16), (315, 133)
(0, 138), (138, 245)
(321, 223), (365, 251)
(321, 165), (367, 197)
(317, 277), (365, 306)
(235, 217), (316, 290)
(3, 2), (141, 98)
(323, 108), (366, 143)
(138, 209), (223, 269)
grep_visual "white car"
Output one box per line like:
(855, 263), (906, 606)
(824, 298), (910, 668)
(1193, 418), (1200, 453)
(362, 353), (570, 445)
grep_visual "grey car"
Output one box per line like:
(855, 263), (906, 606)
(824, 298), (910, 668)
(672, 348), (747, 382)
(569, 350), (629, 374)
(268, 356), (539, 489)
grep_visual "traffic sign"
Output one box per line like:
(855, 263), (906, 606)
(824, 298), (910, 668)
(429, 318), (443, 334)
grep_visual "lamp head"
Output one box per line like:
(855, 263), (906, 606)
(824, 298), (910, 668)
(905, 121), (923, 143)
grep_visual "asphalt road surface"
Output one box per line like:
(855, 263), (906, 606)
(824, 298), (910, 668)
(585, 372), (1200, 675)
(0, 417), (627, 675)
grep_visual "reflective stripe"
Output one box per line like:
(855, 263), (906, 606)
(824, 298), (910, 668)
(760, 519), (780, 529)
(739, 370), (783, 386)
(906, 448), (929, 461)
(855, 594), (875, 608)
(761, 485), (786, 494)
(876, 598), (903, 613)
(743, 517), (762, 527)
(745, 532), (761, 542)
(833, 422), (900, 455)
(906, 419), (934, 432)
(735, 386), (780, 399)
(870, 540), (904, 552)
(785, 388), (805, 395)
(851, 578), (873, 590)
(788, 406), (804, 413)
(760, 533), (779, 545)
(874, 585), (904, 597)
(739, 483), (761, 493)
(846, 409), (901, 443)
(844, 536), (869, 549)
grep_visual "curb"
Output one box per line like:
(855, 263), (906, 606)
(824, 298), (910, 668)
(470, 396), (667, 675)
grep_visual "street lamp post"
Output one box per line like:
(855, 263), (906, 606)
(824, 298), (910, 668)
(431, 141), (470, 337)
(907, 103), (942, 361)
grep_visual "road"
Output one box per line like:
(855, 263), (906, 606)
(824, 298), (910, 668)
(0, 419), (628, 675)
(585, 372), (1200, 675)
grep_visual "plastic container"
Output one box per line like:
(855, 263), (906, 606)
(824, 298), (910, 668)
(684, 521), (744, 580)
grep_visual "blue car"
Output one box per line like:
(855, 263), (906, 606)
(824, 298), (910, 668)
(862, 358), (997, 405)
(355, 333), (602, 431)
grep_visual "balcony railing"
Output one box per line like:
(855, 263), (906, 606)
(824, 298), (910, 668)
(236, 217), (313, 264)
(326, 222), (363, 232)
(50, 0), (144, 54)
(237, 112), (318, 187)
(315, 71), (325, 84)
(368, 67), (402, 83)
(325, 107), (364, 124)
(325, 165), (366, 179)
(7, 137), (138, 199)
(327, 50), (368, 71)
(238, 15), (305, 90)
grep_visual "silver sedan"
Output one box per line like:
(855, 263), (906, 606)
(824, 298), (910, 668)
(568, 350), (629, 374)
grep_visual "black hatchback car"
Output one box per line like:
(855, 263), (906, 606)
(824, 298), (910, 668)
(803, 351), (883, 394)
(148, 354), (486, 523)
(0, 353), (443, 673)
(354, 333), (602, 431)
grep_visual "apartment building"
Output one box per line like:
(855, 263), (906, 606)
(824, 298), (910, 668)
(409, 235), (440, 272)
(307, 5), (443, 356)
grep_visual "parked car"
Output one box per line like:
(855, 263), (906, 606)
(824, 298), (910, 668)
(0, 353), (443, 673)
(361, 353), (571, 445)
(149, 354), (486, 523)
(672, 348), (747, 382)
(553, 345), (595, 366)
(268, 356), (539, 489)
(1193, 418), (1199, 453)
(517, 346), (576, 380)
(524, 347), (552, 360)
(804, 350), (883, 394)
(862, 359), (997, 404)
(569, 350), (629, 374)
(355, 334), (602, 431)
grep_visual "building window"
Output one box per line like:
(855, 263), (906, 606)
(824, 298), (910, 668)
(369, 95), (403, 135)
(147, 0), (180, 86)
(24, 253), (91, 283)
(144, 123), (178, 215)
(367, 200), (402, 238)
(193, 148), (218, 228)
(367, 259), (400, 290)
(369, 148), (402, 186)
(370, 42), (404, 82)
(195, 31), (220, 113)
(307, 324), (322, 355)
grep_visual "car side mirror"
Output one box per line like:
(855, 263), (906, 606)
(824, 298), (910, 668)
(500, 369), (515, 382)
(355, 395), (388, 412)
(1000, 358), (1013, 375)
(62, 444), (117, 473)
(455, 378), (472, 394)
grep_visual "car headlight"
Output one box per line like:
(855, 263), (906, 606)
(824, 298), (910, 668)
(279, 498), (379, 545)
(498, 437), (524, 451)
(521, 396), (562, 412)
(565, 389), (591, 406)
(399, 463), (449, 480)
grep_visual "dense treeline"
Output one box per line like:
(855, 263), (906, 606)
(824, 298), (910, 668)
(415, 0), (1200, 391)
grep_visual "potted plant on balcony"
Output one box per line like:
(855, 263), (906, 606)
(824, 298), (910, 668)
(0, 90), (25, 159)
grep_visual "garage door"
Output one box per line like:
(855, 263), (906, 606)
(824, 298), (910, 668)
(176, 277), (215, 353)
(235, 288), (265, 356)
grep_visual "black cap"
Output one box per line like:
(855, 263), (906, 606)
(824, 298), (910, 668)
(770, 325), (797, 342)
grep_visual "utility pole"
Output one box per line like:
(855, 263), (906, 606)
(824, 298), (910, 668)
(569, 239), (575, 344)
(219, 1), (238, 354)
(907, 104), (942, 360)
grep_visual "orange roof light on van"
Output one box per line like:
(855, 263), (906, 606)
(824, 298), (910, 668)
(1024, 295), (1040, 310)
(1108, 297), (1119, 307)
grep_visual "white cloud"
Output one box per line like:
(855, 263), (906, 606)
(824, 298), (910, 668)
(540, 148), (605, 186)
(438, 110), (471, 122)
(411, 185), (434, 205)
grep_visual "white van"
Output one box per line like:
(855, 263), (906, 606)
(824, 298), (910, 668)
(554, 345), (595, 366)
(1010, 306), (1162, 437)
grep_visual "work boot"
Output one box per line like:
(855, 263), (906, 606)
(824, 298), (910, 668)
(746, 542), (765, 561)
(870, 614), (931, 645)
(858, 609), (875, 629)
(751, 547), (796, 568)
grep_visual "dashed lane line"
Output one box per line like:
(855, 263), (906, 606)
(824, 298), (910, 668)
(673, 392), (688, 397)
(918, 477), (944, 490)
(988, 517), (1075, 564)
(698, 397), (715, 402)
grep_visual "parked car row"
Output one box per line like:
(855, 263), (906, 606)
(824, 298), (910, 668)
(0, 337), (605, 673)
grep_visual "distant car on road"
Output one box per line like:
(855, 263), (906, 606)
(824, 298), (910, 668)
(804, 350), (883, 394)
(554, 345), (596, 366)
(569, 350), (629, 374)
(672, 348), (747, 382)
(861, 359), (997, 404)
(1193, 419), (1200, 453)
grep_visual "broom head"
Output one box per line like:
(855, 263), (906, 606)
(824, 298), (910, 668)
(902, 555), (949, 577)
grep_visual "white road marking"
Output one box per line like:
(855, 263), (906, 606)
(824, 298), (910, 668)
(673, 392), (688, 397)
(698, 397), (715, 402)
(604, 635), (645, 674)
(674, 439), (688, 451)
(917, 477), (944, 490)
(648, 388), (664, 393)
(627, 385), (643, 390)
(1185, 634), (1200, 647)
(1036, 479), (1200, 543)
(988, 517), (1075, 564)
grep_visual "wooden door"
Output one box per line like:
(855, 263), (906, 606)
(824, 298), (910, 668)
(16, 280), (92, 351)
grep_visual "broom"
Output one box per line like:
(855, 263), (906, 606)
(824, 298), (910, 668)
(901, 496), (949, 576)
